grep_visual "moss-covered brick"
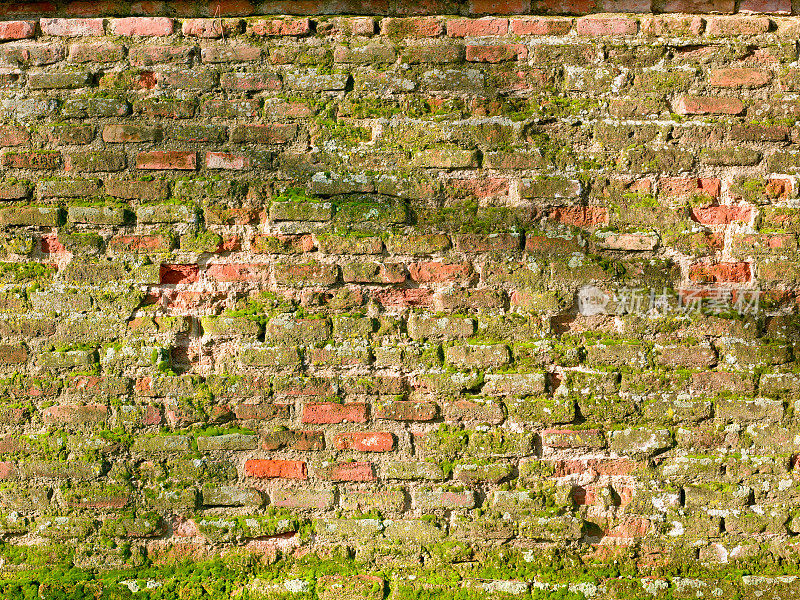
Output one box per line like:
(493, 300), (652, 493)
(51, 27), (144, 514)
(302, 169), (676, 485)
(197, 433), (259, 452)
(201, 316), (263, 340)
(65, 151), (126, 172)
(411, 146), (480, 169)
(131, 435), (190, 453)
(231, 123), (298, 145)
(263, 315), (331, 345)
(342, 261), (406, 283)
(133, 96), (196, 118)
(35, 516), (94, 539)
(29, 71), (92, 89)
(201, 484), (263, 507)
(67, 205), (130, 226)
(609, 427), (672, 458)
(100, 513), (164, 538)
(445, 344), (510, 369)
(0, 206), (63, 227)
(136, 203), (195, 224)
(270, 200), (333, 222)
(408, 313), (475, 340)
(454, 462), (513, 484)
(20, 461), (104, 480)
(1, 151), (61, 170)
(61, 97), (130, 118)
(143, 485), (198, 510)
(506, 396), (575, 425)
(37, 178), (100, 199)
(516, 514), (583, 542)
(625, 146), (695, 174)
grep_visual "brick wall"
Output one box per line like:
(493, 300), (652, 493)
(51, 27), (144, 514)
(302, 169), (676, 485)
(0, 5), (799, 599)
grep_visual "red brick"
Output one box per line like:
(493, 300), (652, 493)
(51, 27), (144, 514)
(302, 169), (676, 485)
(466, 43), (526, 62)
(234, 403), (290, 421)
(252, 234), (315, 254)
(40, 17), (103, 36)
(0, 462), (16, 480)
(708, 68), (771, 88)
(199, 0), (257, 16)
(509, 16), (572, 35)
(40, 235), (65, 254)
(247, 18), (311, 36)
(102, 124), (161, 143)
(659, 177), (720, 199)
(691, 205), (752, 225)
(1, 151), (60, 169)
(374, 288), (433, 308)
(302, 403), (368, 424)
(42, 404), (107, 425)
(550, 206), (609, 228)
(129, 45), (192, 66)
(689, 262), (752, 283)
(64, 0), (117, 14)
(0, 126), (30, 147)
(446, 17), (507, 37)
(706, 16), (770, 36)
(0, 20), (35, 40)
(531, 0), (596, 12)
(181, 18), (240, 38)
(675, 95), (744, 116)
(319, 461), (375, 482)
(136, 151), (196, 170)
(109, 234), (174, 253)
(469, 0), (529, 13)
(110, 17), (174, 36)
(206, 263), (269, 282)
(552, 458), (638, 477)
(205, 152), (250, 170)
(244, 459), (307, 480)
(408, 261), (473, 283)
(333, 432), (395, 452)
(740, 0), (790, 13)
(381, 16), (443, 37)
(159, 264), (199, 285)
(663, 0), (735, 12)
(640, 15), (704, 36)
(603, 0), (651, 10)
(576, 16), (638, 36)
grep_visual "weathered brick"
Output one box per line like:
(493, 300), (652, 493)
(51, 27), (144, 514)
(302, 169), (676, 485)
(383, 17), (443, 37)
(1, 151), (60, 170)
(0, 21), (35, 41)
(136, 151), (196, 170)
(302, 403), (368, 424)
(675, 95), (745, 115)
(333, 432), (394, 452)
(230, 123), (297, 144)
(247, 18), (311, 36)
(244, 459), (307, 479)
(446, 17), (507, 36)
(40, 18), (104, 36)
(65, 151), (125, 172)
(110, 17), (174, 36)
(67, 41), (125, 63)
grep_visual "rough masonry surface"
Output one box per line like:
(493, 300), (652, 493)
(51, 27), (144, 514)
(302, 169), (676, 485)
(0, 3), (799, 599)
